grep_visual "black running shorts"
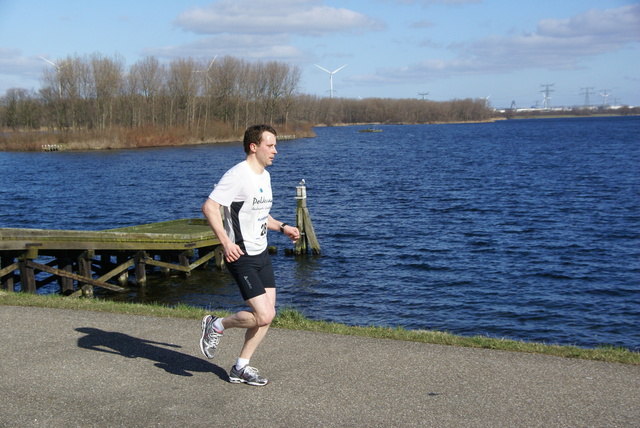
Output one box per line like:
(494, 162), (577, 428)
(226, 249), (276, 301)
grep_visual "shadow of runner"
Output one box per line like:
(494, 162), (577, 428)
(76, 327), (227, 380)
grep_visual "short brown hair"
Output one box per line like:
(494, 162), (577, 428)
(243, 124), (277, 154)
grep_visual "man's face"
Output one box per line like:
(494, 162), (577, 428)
(253, 131), (277, 168)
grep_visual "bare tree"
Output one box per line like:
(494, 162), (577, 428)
(90, 53), (125, 130)
(211, 56), (242, 128)
(248, 61), (270, 124)
(131, 56), (165, 126)
(262, 61), (288, 124)
(281, 64), (301, 127)
(122, 66), (142, 127)
(167, 58), (199, 128)
(0, 88), (40, 130)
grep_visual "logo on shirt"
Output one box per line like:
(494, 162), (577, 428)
(252, 196), (272, 211)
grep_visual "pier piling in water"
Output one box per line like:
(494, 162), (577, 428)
(294, 180), (321, 256)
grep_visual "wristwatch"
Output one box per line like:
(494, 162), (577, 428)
(279, 223), (288, 233)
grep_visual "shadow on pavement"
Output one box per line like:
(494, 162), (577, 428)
(76, 327), (228, 380)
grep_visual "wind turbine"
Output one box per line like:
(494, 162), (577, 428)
(39, 56), (62, 97)
(542, 93), (551, 110)
(540, 83), (554, 109)
(599, 89), (611, 107)
(315, 64), (346, 99)
(196, 55), (217, 86)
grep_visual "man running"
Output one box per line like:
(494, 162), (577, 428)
(199, 124), (300, 386)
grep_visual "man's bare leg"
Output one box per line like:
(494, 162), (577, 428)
(224, 288), (276, 386)
(221, 288), (276, 360)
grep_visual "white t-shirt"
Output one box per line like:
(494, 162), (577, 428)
(208, 160), (272, 256)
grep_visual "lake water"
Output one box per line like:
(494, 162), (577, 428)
(1, 116), (639, 350)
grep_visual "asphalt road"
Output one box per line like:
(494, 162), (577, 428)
(1, 305), (638, 427)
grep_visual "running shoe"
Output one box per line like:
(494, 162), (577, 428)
(200, 315), (223, 359)
(229, 365), (269, 386)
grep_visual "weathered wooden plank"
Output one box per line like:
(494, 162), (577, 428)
(0, 218), (220, 252)
(189, 249), (217, 270)
(25, 260), (127, 292)
(295, 184), (321, 256)
(97, 258), (135, 282)
(103, 218), (211, 234)
(0, 262), (19, 278)
(143, 258), (190, 273)
(0, 253), (17, 291)
(0, 239), (220, 252)
(136, 249), (217, 273)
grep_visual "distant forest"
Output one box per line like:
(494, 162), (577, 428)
(1, 53), (633, 151)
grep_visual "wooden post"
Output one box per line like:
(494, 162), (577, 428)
(214, 245), (225, 270)
(18, 259), (36, 293)
(294, 180), (321, 255)
(134, 251), (147, 287)
(116, 254), (129, 286)
(18, 247), (39, 293)
(58, 253), (74, 295)
(179, 250), (192, 278)
(158, 252), (171, 277)
(77, 250), (94, 297)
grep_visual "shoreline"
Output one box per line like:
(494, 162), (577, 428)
(0, 127), (317, 152)
(1, 291), (637, 364)
(2, 114), (637, 152)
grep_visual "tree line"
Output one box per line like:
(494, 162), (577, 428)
(1, 53), (496, 148)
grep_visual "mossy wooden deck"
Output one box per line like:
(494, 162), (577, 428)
(0, 219), (222, 297)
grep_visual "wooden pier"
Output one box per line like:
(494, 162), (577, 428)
(0, 219), (222, 297)
(1, 182), (320, 297)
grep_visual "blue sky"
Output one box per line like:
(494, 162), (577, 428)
(0, 0), (638, 109)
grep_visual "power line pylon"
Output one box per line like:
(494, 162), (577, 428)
(580, 87), (594, 107)
(540, 83), (555, 109)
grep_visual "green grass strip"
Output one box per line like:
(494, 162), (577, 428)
(1, 292), (637, 365)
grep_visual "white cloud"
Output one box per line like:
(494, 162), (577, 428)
(389, 0), (481, 5)
(462, 4), (640, 70)
(410, 20), (436, 29)
(175, 0), (385, 36)
(0, 48), (42, 74)
(0, 48), (44, 92)
(537, 4), (640, 40)
(146, 34), (306, 61)
(350, 4), (640, 84)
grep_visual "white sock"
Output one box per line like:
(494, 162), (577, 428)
(214, 317), (225, 332)
(235, 358), (250, 370)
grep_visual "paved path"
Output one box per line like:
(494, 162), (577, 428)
(1, 305), (638, 427)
